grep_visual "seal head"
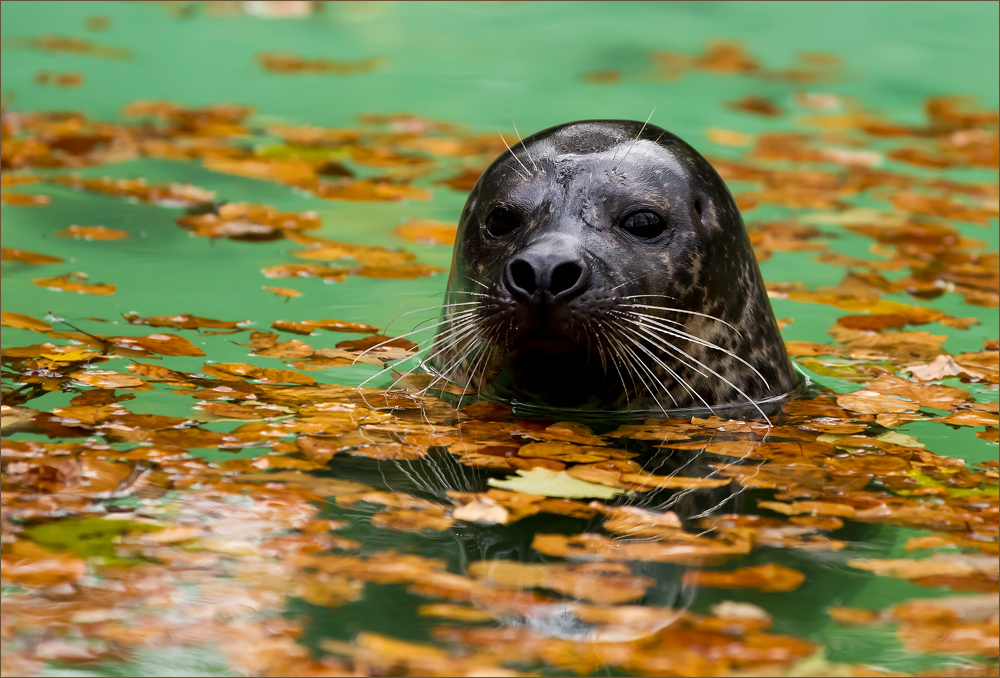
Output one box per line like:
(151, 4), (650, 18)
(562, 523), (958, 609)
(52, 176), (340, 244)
(428, 120), (797, 414)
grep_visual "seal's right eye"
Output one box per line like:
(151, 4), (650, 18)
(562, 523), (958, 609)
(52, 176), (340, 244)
(620, 211), (666, 240)
(485, 207), (521, 238)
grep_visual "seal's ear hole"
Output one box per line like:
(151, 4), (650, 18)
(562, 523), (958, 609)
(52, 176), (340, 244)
(620, 211), (667, 240)
(485, 207), (521, 238)
(693, 197), (704, 222)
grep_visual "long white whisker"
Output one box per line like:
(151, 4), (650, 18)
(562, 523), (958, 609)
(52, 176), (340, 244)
(616, 323), (700, 408)
(511, 118), (539, 172)
(620, 302), (743, 337)
(355, 314), (482, 390)
(351, 310), (479, 365)
(618, 310), (768, 388)
(497, 131), (531, 179)
(615, 322), (713, 414)
(612, 107), (655, 173)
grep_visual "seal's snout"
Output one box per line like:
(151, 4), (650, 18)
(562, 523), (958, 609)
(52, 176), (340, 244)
(504, 252), (588, 303)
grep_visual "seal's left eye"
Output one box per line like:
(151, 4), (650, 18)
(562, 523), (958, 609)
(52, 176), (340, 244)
(620, 211), (666, 239)
(485, 207), (521, 238)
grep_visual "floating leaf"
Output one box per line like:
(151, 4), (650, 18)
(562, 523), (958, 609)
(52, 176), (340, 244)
(1, 247), (63, 264)
(71, 370), (150, 389)
(1, 311), (52, 332)
(55, 224), (128, 240)
(393, 219), (458, 246)
(262, 286), (301, 299)
(110, 333), (205, 356)
(683, 563), (806, 592)
(271, 319), (378, 335)
(261, 263), (348, 281)
(0, 192), (50, 205)
(32, 272), (115, 295)
(123, 313), (247, 330)
(487, 468), (626, 499)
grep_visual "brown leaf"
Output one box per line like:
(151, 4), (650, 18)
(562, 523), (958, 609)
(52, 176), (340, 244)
(110, 334), (205, 357)
(683, 563), (805, 592)
(271, 319), (377, 335)
(123, 313), (247, 330)
(261, 286), (301, 299)
(70, 370), (151, 389)
(55, 224), (128, 240)
(517, 442), (635, 464)
(906, 355), (989, 382)
(255, 340), (315, 359)
(256, 51), (385, 75)
(863, 374), (971, 409)
(201, 362), (316, 385)
(127, 362), (191, 382)
(393, 220), (458, 246)
(452, 497), (510, 525)
(934, 410), (999, 427)
(706, 128), (754, 146)
(0, 192), (51, 205)
(354, 264), (445, 279)
(1, 311), (52, 332)
(468, 560), (653, 605)
(1, 247), (63, 264)
(728, 96), (783, 117)
(261, 263), (348, 281)
(837, 390), (916, 414)
(336, 334), (418, 352)
(32, 272), (115, 295)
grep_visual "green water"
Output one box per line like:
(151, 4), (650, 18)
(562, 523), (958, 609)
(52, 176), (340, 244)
(2, 2), (998, 676)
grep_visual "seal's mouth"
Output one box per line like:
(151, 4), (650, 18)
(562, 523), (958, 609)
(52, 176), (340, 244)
(506, 332), (607, 407)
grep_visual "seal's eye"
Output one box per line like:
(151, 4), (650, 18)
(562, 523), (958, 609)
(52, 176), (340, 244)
(620, 211), (666, 240)
(485, 207), (521, 238)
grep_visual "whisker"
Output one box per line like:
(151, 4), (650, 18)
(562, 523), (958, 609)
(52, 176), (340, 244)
(497, 131), (532, 179)
(608, 324), (676, 413)
(511, 118), (540, 172)
(619, 310), (767, 388)
(615, 321), (713, 414)
(350, 310), (479, 365)
(620, 302), (743, 337)
(612, 107), (655, 174)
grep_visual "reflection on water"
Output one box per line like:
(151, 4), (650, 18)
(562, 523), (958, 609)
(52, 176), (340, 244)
(1, 2), (998, 677)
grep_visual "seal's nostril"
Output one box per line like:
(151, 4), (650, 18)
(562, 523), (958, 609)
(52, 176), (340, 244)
(509, 259), (537, 296)
(550, 262), (582, 297)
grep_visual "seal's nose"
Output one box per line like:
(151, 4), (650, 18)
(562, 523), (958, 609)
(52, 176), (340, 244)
(505, 252), (588, 303)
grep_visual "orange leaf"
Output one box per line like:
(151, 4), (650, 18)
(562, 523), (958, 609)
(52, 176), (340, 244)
(1, 311), (52, 332)
(55, 225), (128, 240)
(1, 247), (63, 264)
(32, 272), (115, 295)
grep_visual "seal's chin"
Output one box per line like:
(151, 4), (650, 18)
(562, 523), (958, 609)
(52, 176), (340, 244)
(505, 333), (609, 408)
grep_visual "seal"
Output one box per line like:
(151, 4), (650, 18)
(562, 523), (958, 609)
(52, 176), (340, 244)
(426, 119), (797, 416)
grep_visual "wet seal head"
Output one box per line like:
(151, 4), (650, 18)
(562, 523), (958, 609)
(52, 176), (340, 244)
(428, 120), (798, 417)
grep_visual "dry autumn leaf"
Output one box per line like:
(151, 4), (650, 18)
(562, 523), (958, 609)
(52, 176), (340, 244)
(392, 220), (458, 246)
(262, 286), (302, 299)
(683, 563), (806, 592)
(1, 247), (63, 264)
(271, 319), (378, 335)
(54, 224), (128, 240)
(32, 272), (115, 295)
(0, 192), (51, 206)
(110, 334), (206, 357)
(71, 370), (150, 389)
(837, 390), (915, 414)
(1, 312), (53, 333)
(123, 313), (248, 331)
